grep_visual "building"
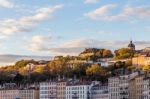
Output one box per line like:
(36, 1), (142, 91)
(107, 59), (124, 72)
(143, 77), (150, 99)
(132, 54), (150, 66)
(119, 75), (129, 99)
(0, 89), (19, 99)
(108, 77), (120, 99)
(128, 40), (135, 50)
(40, 82), (57, 99)
(129, 78), (136, 99)
(91, 84), (108, 99)
(19, 88), (39, 99)
(65, 82), (94, 99)
(109, 72), (139, 99)
(57, 81), (67, 99)
(128, 72), (140, 99)
(135, 75), (145, 99)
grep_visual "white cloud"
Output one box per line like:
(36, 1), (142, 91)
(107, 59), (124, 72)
(85, 4), (117, 20)
(84, 0), (99, 4)
(0, 0), (14, 8)
(31, 35), (52, 44)
(85, 4), (150, 21)
(28, 35), (53, 51)
(0, 4), (64, 35)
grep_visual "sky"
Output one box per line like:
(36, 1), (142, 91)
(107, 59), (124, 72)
(0, 0), (150, 62)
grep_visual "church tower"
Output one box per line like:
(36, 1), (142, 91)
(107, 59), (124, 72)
(128, 40), (135, 50)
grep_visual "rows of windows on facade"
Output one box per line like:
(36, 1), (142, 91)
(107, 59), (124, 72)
(1, 72), (150, 99)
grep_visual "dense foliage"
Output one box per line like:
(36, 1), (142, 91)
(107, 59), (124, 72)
(0, 48), (136, 84)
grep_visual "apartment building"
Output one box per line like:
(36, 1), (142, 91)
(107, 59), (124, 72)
(108, 77), (120, 99)
(143, 77), (150, 99)
(57, 81), (67, 99)
(65, 82), (93, 99)
(91, 84), (108, 99)
(135, 76), (145, 99)
(19, 88), (39, 99)
(119, 75), (130, 99)
(40, 82), (57, 99)
(0, 89), (19, 99)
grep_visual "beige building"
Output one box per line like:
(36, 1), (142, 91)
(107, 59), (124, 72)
(0, 89), (19, 99)
(129, 78), (136, 99)
(57, 81), (67, 99)
(129, 75), (146, 99)
(19, 89), (39, 99)
(132, 55), (150, 66)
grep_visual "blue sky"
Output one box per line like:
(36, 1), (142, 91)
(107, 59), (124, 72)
(0, 0), (150, 57)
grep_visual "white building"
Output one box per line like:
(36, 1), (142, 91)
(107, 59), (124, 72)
(108, 77), (120, 99)
(65, 82), (93, 99)
(91, 84), (108, 99)
(141, 76), (150, 99)
(119, 75), (129, 99)
(40, 82), (57, 99)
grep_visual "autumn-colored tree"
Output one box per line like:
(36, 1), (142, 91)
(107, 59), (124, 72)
(114, 48), (134, 59)
(18, 67), (29, 76)
(103, 49), (113, 58)
(86, 64), (106, 76)
(34, 66), (45, 74)
(143, 65), (150, 71)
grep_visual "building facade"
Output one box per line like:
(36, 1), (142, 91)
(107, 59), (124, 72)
(108, 77), (120, 99)
(119, 75), (129, 99)
(0, 90), (19, 99)
(91, 84), (108, 99)
(40, 82), (57, 99)
(66, 83), (92, 99)
(19, 89), (39, 99)
(132, 55), (150, 66)
(143, 77), (150, 99)
(57, 81), (67, 99)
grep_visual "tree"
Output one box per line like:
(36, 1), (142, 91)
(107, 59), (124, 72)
(103, 49), (113, 58)
(143, 65), (150, 71)
(114, 48), (134, 59)
(86, 64), (106, 76)
(14, 73), (24, 83)
(34, 66), (45, 74)
(15, 59), (37, 68)
(95, 49), (104, 58)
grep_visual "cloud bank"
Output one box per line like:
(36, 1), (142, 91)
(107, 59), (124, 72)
(27, 37), (150, 56)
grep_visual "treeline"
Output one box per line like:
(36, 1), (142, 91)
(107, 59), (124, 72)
(0, 48), (136, 84)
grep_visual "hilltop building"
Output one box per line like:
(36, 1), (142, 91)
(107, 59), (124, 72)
(128, 40), (135, 50)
